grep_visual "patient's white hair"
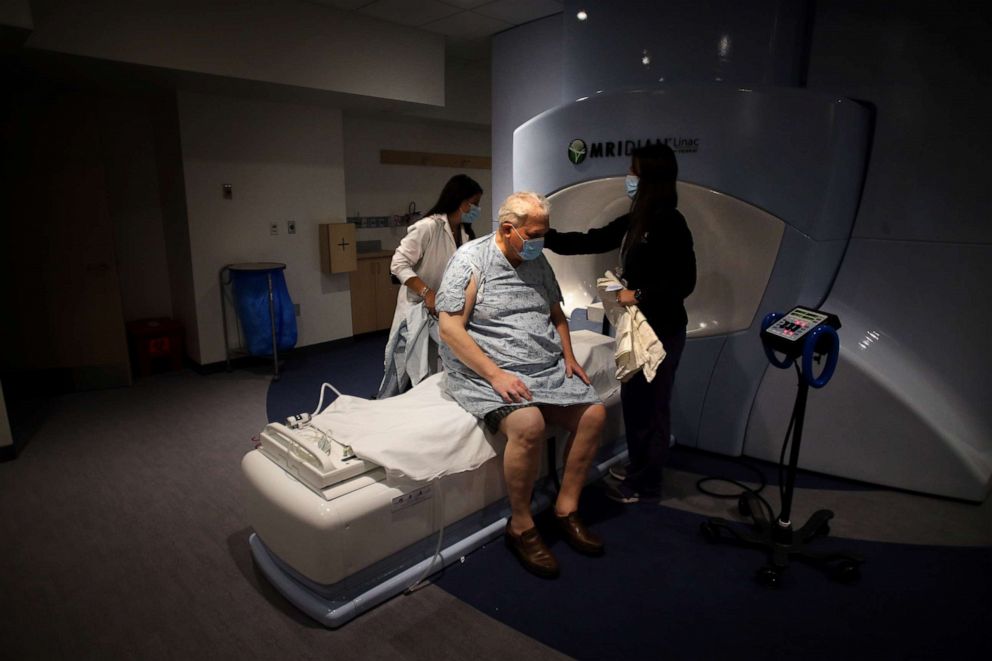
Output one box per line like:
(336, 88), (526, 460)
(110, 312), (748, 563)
(497, 192), (550, 228)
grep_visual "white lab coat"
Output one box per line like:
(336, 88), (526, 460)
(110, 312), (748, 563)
(390, 213), (459, 315)
(381, 214), (459, 393)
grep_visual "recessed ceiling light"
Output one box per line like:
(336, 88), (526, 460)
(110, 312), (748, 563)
(576, 10), (588, 21)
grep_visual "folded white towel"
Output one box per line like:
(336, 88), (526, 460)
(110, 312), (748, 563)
(597, 271), (666, 383)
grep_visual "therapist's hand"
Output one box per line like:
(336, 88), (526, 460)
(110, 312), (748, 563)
(616, 288), (638, 306)
(424, 289), (437, 316)
(489, 370), (533, 404)
(565, 358), (591, 385)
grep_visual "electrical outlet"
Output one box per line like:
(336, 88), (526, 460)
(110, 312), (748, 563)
(270, 223), (278, 236)
(287, 220), (296, 235)
(391, 484), (433, 512)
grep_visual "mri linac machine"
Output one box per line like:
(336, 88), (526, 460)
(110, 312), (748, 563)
(521, 85), (991, 503)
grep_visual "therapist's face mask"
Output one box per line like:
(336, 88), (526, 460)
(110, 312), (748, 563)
(625, 174), (639, 199)
(461, 203), (481, 224)
(512, 226), (545, 261)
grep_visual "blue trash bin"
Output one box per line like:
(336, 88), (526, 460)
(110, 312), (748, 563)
(228, 263), (297, 357)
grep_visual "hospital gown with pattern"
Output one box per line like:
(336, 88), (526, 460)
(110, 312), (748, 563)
(435, 233), (601, 418)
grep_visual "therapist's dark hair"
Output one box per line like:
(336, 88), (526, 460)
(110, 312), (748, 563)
(426, 174), (483, 217)
(625, 143), (678, 258)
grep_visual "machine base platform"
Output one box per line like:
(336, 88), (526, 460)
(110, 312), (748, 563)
(249, 451), (627, 628)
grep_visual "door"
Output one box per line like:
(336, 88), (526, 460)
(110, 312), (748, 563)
(0, 90), (131, 389)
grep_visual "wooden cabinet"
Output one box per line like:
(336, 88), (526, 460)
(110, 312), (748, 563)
(319, 222), (357, 274)
(349, 253), (400, 335)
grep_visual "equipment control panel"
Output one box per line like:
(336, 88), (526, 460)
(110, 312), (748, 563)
(761, 306), (841, 360)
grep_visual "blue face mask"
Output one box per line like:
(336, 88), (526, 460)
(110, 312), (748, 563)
(513, 227), (545, 261)
(625, 174), (639, 199)
(461, 203), (481, 224)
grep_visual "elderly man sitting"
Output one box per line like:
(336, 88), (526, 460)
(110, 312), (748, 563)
(436, 191), (607, 578)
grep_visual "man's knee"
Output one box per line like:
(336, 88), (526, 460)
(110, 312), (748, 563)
(503, 407), (546, 449)
(581, 403), (607, 435)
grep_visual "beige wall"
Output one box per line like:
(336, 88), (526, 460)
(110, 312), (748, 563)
(178, 90), (350, 364)
(343, 114), (492, 251)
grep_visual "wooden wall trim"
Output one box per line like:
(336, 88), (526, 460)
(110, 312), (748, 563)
(380, 149), (491, 170)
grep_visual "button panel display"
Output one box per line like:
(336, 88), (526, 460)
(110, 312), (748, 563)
(766, 308), (828, 342)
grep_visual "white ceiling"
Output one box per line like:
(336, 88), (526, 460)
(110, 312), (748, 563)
(305, 0), (564, 61)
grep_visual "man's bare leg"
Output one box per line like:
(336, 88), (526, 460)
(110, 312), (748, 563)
(543, 403), (606, 515)
(500, 406), (547, 535)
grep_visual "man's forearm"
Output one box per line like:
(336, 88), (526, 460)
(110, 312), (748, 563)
(556, 319), (577, 364)
(551, 306), (577, 364)
(439, 317), (502, 382)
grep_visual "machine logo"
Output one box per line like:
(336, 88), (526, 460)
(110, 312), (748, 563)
(568, 137), (701, 161)
(567, 139), (587, 164)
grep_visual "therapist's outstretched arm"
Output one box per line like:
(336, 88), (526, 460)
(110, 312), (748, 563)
(544, 215), (629, 255)
(438, 276), (533, 404)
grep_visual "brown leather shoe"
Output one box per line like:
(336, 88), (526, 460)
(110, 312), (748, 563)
(504, 522), (559, 578)
(555, 511), (604, 556)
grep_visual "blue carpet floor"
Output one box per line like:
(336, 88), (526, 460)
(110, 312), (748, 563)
(433, 486), (992, 661)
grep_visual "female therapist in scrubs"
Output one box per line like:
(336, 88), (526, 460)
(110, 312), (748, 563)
(543, 143), (695, 502)
(378, 174), (483, 397)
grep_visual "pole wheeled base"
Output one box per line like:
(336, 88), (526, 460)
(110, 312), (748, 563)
(700, 491), (863, 586)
